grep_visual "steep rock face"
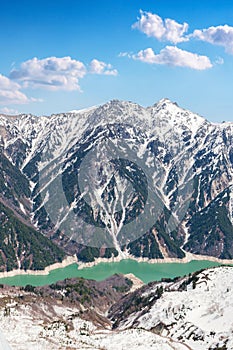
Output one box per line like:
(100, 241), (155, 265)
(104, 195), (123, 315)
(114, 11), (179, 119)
(0, 99), (232, 264)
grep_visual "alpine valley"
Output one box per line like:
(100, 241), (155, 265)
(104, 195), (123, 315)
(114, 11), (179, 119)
(0, 98), (233, 271)
(0, 99), (233, 350)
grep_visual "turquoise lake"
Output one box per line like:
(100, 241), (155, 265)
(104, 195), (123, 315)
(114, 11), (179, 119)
(0, 259), (223, 286)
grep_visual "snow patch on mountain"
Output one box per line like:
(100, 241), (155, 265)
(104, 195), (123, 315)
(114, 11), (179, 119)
(120, 266), (233, 350)
(1, 267), (233, 349)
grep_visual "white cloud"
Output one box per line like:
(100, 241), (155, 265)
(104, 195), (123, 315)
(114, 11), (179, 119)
(0, 56), (118, 107)
(10, 56), (87, 91)
(0, 107), (19, 115)
(132, 10), (189, 44)
(192, 25), (233, 54)
(118, 52), (132, 58)
(132, 46), (213, 70)
(89, 59), (118, 76)
(0, 74), (30, 105)
(10, 56), (118, 91)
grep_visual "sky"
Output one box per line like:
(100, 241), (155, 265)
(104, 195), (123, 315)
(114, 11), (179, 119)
(0, 0), (233, 122)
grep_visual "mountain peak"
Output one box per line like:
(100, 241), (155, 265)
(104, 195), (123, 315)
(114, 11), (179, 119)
(154, 98), (179, 108)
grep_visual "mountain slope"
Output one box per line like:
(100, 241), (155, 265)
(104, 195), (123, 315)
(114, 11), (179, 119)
(0, 99), (232, 266)
(109, 266), (233, 350)
(0, 201), (65, 271)
(0, 266), (233, 349)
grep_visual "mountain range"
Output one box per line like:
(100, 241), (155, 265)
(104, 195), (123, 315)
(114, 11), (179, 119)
(0, 98), (232, 271)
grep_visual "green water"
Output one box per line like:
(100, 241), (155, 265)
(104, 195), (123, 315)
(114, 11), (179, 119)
(0, 259), (222, 287)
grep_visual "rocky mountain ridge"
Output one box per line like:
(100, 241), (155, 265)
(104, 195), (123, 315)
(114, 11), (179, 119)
(0, 98), (232, 269)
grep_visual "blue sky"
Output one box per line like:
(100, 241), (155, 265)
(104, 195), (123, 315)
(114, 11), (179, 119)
(0, 0), (233, 121)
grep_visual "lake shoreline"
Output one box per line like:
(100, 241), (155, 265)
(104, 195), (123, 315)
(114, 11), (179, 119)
(77, 252), (233, 269)
(0, 255), (78, 279)
(0, 252), (232, 281)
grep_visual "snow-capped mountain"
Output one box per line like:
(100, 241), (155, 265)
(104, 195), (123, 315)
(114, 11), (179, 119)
(0, 98), (232, 267)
